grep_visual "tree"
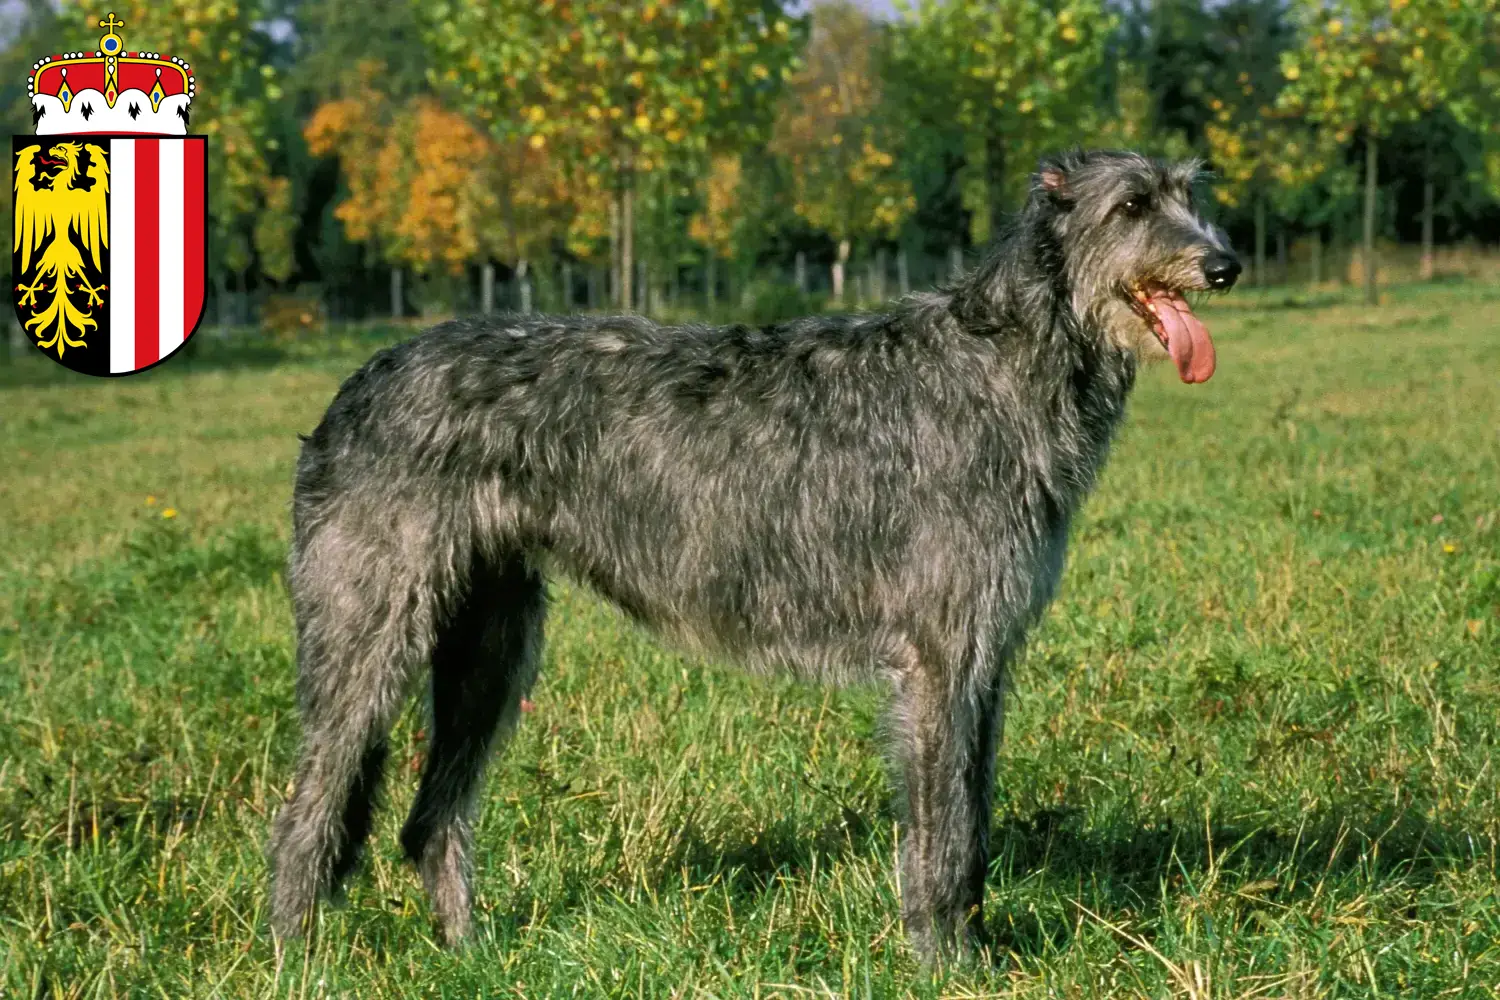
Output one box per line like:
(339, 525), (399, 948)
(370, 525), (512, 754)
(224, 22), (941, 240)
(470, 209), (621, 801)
(97, 1), (296, 305)
(1121, 0), (1350, 280)
(688, 153), (744, 307)
(1424, 1), (1500, 275)
(769, 1), (914, 301)
(1205, 94), (1333, 285)
(1117, 0), (1225, 150)
(1090, 62), (1196, 160)
(1278, 0), (1484, 303)
(892, 0), (1115, 245)
(254, 177), (298, 285)
(290, 0), (429, 104)
(423, 0), (804, 311)
(305, 65), (569, 313)
(1475, 8), (1500, 198)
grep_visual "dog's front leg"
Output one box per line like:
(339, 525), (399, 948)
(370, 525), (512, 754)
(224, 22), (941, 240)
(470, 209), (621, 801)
(890, 662), (1005, 964)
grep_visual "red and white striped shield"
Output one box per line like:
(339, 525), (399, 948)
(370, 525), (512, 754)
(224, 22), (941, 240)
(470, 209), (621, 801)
(12, 135), (206, 377)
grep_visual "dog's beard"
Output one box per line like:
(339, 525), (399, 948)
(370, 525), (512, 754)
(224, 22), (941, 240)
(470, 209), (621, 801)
(1097, 299), (1166, 359)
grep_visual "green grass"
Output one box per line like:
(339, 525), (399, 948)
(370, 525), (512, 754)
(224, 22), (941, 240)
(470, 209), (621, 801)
(2, 282), (1498, 998)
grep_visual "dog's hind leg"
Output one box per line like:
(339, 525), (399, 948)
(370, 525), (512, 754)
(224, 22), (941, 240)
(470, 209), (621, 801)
(268, 510), (452, 942)
(400, 553), (546, 945)
(889, 647), (1006, 964)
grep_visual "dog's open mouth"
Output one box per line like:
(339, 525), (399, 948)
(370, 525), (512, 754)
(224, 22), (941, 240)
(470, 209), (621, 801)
(1126, 283), (1216, 384)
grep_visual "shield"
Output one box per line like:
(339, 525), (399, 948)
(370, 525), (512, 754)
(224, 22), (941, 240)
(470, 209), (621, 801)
(12, 134), (206, 377)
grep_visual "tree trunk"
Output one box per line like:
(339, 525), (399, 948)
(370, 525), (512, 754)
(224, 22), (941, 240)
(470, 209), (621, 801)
(636, 259), (648, 316)
(706, 256), (717, 311)
(561, 262), (573, 312)
(391, 267), (403, 319)
(1420, 139), (1435, 281)
(216, 271), (230, 334)
(1363, 134), (1379, 306)
(481, 262), (495, 315)
(621, 174), (635, 312)
(609, 196), (621, 309)
(897, 248), (910, 297)
(949, 244), (964, 281)
(517, 259), (531, 314)
(794, 251), (807, 294)
(1253, 195), (1266, 288)
(670, 262), (679, 309)
(1277, 227), (1287, 285)
(1310, 229), (1322, 286)
(874, 247), (888, 303)
(588, 266), (600, 310)
(832, 238), (850, 303)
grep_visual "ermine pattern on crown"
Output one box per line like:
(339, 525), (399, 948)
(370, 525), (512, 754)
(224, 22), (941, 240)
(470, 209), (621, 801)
(28, 12), (195, 136)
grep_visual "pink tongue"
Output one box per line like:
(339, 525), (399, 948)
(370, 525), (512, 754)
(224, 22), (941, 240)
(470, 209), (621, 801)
(1149, 291), (1216, 383)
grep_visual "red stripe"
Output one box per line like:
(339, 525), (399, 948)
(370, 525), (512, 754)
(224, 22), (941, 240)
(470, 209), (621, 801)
(183, 139), (205, 338)
(135, 139), (159, 367)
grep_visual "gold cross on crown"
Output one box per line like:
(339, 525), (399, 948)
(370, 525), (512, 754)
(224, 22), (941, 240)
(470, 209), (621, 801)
(99, 12), (124, 33)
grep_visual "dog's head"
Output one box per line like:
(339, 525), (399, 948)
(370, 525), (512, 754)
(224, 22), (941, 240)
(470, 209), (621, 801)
(1033, 150), (1240, 384)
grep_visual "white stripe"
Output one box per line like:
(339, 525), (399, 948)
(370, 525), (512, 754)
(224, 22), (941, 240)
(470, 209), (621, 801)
(158, 140), (185, 357)
(109, 140), (136, 374)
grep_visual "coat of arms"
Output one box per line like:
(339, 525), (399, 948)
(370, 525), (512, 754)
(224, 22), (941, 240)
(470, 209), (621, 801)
(12, 12), (206, 376)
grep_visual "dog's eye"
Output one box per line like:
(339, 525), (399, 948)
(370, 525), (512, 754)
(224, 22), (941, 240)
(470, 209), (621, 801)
(1121, 196), (1149, 217)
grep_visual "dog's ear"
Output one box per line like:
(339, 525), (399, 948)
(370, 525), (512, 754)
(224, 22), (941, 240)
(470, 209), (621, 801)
(1037, 162), (1074, 210)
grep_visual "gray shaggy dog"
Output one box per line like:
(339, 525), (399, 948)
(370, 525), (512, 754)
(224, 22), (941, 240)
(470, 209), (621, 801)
(268, 150), (1240, 962)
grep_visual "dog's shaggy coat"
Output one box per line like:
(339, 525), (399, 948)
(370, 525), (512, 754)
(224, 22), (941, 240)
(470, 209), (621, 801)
(268, 150), (1240, 960)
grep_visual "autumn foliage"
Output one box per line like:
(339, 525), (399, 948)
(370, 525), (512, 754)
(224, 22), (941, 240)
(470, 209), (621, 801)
(688, 155), (744, 261)
(305, 63), (569, 276)
(769, 2), (914, 254)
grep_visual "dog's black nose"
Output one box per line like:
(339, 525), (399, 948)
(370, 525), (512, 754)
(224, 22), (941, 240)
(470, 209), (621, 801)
(1204, 252), (1242, 290)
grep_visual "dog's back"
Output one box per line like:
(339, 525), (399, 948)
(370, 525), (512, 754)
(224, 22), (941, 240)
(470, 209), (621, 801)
(294, 308), (1077, 674)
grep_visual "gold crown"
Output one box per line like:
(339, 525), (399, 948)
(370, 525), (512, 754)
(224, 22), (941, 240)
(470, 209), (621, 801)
(27, 12), (196, 135)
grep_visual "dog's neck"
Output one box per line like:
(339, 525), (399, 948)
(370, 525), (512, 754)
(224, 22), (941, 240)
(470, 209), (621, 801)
(928, 208), (1138, 506)
(949, 210), (1134, 389)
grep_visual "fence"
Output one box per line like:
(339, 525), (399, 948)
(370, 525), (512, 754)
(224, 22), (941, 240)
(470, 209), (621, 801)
(6, 241), (1500, 357)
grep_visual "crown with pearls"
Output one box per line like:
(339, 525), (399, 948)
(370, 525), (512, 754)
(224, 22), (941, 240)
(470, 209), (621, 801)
(28, 13), (195, 136)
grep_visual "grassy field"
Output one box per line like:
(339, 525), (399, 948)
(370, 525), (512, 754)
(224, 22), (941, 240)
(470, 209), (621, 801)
(2, 282), (1498, 998)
